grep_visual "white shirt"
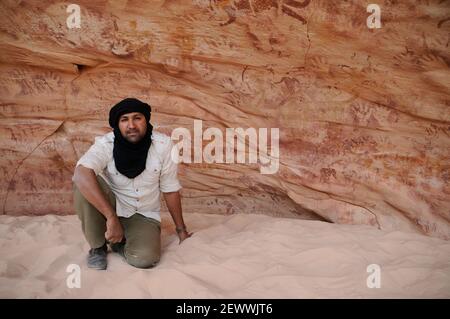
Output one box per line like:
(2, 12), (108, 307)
(76, 131), (182, 222)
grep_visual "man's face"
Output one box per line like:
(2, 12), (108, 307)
(118, 112), (147, 143)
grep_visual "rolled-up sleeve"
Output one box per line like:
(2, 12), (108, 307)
(159, 139), (182, 193)
(76, 136), (111, 175)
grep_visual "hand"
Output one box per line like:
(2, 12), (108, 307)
(105, 216), (124, 243)
(178, 230), (193, 244)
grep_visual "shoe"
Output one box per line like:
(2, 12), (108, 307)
(87, 243), (107, 270)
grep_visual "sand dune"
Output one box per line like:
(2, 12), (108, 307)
(0, 213), (449, 298)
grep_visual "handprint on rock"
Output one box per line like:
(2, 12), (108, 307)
(210, 0), (311, 26)
(280, 0), (311, 24)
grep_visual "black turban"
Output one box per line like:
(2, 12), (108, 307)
(109, 98), (153, 179)
(109, 98), (151, 128)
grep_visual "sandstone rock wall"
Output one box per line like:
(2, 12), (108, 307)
(0, 1), (449, 239)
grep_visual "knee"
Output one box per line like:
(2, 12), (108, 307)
(73, 176), (115, 209)
(73, 183), (90, 215)
(73, 183), (83, 200)
(126, 251), (160, 269)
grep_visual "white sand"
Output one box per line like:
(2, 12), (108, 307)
(0, 212), (449, 298)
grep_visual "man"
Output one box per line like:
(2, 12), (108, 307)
(72, 98), (191, 270)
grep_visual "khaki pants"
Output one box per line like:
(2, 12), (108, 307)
(73, 176), (161, 268)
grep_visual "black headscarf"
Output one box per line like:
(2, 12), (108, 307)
(109, 98), (153, 179)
